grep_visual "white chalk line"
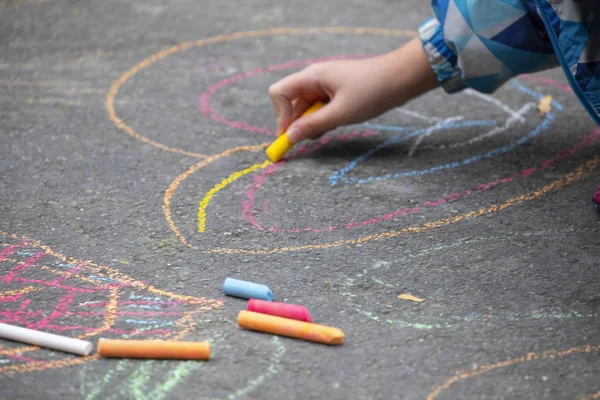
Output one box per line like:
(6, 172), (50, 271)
(465, 88), (526, 122)
(423, 102), (537, 151)
(408, 116), (464, 157)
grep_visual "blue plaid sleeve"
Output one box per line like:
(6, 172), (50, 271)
(419, 0), (559, 94)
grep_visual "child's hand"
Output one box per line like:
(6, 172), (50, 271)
(268, 38), (439, 143)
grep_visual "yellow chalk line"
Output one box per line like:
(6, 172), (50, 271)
(164, 143), (269, 246)
(426, 344), (600, 400)
(198, 155), (599, 254)
(105, 27), (416, 158)
(198, 160), (271, 232)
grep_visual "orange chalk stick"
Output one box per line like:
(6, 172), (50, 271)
(237, 310), (344, 345)
(98, 338), (210, 360)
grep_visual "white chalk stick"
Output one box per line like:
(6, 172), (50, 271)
(0, 323), (93, 356)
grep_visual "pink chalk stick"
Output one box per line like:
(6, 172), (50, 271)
(247, 299), (312, 322)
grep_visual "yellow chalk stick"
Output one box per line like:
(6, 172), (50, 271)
(266, 134), (292, 163)
(266, 101), (326, 162)
(238, 310), (344, 345)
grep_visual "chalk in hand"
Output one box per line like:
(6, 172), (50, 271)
(222, 277), (273, 301)
(98, 339), (210, 360)
(247, 299), (312, 322)
(538, 94), (553, 115)
(237, 310), (344, 345)
(266, 101), (326, 162)
(0, 322), (93, 356)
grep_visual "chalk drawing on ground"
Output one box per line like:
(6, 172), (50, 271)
(0, 231), (220, 376)
(346, 230), (599, 330)
(106, 27), (416, 159)
(78, 334), (285, 400)
(426, 344), (600, 400)
(98, 26), (600, 399)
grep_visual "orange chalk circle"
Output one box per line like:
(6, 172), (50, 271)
(238, 310), (344, 345)
(98, 338), (210, 360)
(106, 27), (416, 159)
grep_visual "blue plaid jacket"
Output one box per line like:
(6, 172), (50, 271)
(420, 0), (600, 125)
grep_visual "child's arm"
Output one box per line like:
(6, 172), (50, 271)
(270, 1), (561, 144)
(268, 37), (439, 144)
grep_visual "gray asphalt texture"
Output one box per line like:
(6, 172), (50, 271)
(1, 0), (600, 399)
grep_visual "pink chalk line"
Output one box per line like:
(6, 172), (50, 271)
(2, 252), (46, 283)
(0, 241), (26, 263)
(0, 300), (42, 325)
(0, 294), (28, 303)
(1, 251), (101, 293)
(28, 293), (75, 331)
(243, 128), (600, 233)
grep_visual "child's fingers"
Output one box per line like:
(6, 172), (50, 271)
(286, 99), (346, 143)
(290, 98), (312, 122)
(268, 72), (309, 135)
(268, 67), (326, 135)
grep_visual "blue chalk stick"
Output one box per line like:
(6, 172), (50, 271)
(222, 278), (273, 301)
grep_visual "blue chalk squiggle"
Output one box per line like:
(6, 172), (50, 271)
(329, 80), (562, 186)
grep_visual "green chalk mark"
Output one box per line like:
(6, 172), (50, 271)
(80, 359), (130, 400)
(356, 309), (380, 322)
(222, 336), (286, 400)
(78, 367), (86, 399)
(145, 333), (224, 400)
(147, 361), (204, 400)
(127, 361), (154, 399)
(386, 319), (443, 330)
(80, 330), (288, 400)
(371, 278), (394, 288)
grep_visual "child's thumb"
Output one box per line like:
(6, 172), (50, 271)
(286, 101), (345, 143)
